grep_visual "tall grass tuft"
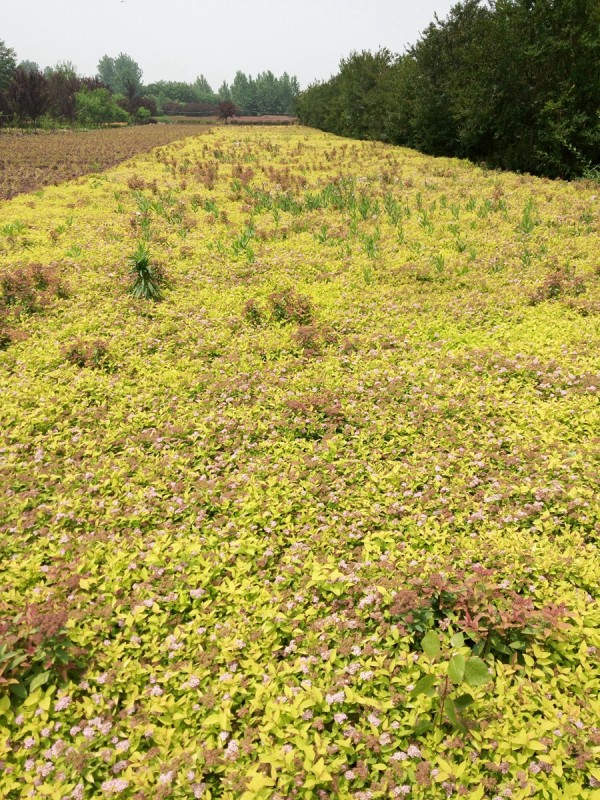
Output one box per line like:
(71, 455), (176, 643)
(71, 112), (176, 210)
(128, 242), (166, 301)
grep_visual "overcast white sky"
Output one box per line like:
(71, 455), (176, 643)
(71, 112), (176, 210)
(4, 0), (456, 88)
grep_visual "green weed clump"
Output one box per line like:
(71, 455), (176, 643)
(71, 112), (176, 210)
(127, 242), (167, 301)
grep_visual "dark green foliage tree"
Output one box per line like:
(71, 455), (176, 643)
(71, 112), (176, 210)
(336, 49), (396, 140)
(231, 70), (256, 114)
(217, 81), (231, 101)
(193, 74), (217, 105)
(0, 41), (16, 124)
(402, 1), (494, 157)
(297, 0), (600, 178)
(230, 70), (299, 115)
(487, 0), (600, 176)
(144, 80), (203, 104)
(295, 77), (342, 132)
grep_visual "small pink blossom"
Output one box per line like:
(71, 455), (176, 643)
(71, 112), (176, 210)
(101, 778), (130, 794)
(224, 739), (239, 761)
(55, 696), (72, 712)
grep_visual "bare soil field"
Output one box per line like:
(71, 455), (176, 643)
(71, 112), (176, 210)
(0, 125), (208, 200)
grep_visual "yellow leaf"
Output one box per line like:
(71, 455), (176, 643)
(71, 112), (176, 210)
(311, 758), (332, 781)
(467, 786), (485, 800)
(527, 740), (547, 752)
(302, 746), (316, 771)
(245, 772), (275, 792)
(511, 731), (530, 747)
(39, 695), (51, 711)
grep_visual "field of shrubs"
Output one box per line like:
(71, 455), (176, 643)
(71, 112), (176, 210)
(0, 126), (208, 201)
(0, 126), (599, 799)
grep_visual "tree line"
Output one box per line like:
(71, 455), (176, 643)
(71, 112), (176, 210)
(144, 71), (299, 117)
(296, 0), (600, 179)
(0, 44), (299, 127)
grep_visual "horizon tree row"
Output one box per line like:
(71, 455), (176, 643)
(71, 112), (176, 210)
(143, 70), (299, 116)
(296, 0), (600, 179)
(0, 42), (299, 126)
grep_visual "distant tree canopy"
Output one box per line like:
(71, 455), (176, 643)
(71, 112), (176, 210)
(145, 70), (299, 116)
(17, 60), (41, 75)
(0, 41), (299, 127)
(97, 53), (143, 98)
(229, 70), (299, 115)
(297, 0), (600, 178)
(0, 40), (17, 92)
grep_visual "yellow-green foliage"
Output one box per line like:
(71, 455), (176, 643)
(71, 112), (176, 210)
(0, 127), (599, 800)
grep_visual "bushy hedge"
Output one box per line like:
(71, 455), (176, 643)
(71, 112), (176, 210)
(297, 0), (600, 179)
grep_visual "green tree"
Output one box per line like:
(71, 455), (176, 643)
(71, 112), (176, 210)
(193, 74), (216, 104)
(297, 0), (600, 177)
(0, 40), (17, 91)
(279, 72), (300, 114)
(75, 87), (129, 125)
(144, 81), (197, 104)
(296, 77), (343, 132)
(45, 60), (79, 79)
(489, 0), (600, 176)
(18, 60), (40, 75)
(405, 1), (492, 157)
(336, 49), (395, 139)
(231, 71), (254, 114)
(97, 53), (142, 97)
(255, 70), (281, 114)
(217, 81), (231, 102)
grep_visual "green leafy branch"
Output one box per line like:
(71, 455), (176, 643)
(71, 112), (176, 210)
(411, 630), (493, 735)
